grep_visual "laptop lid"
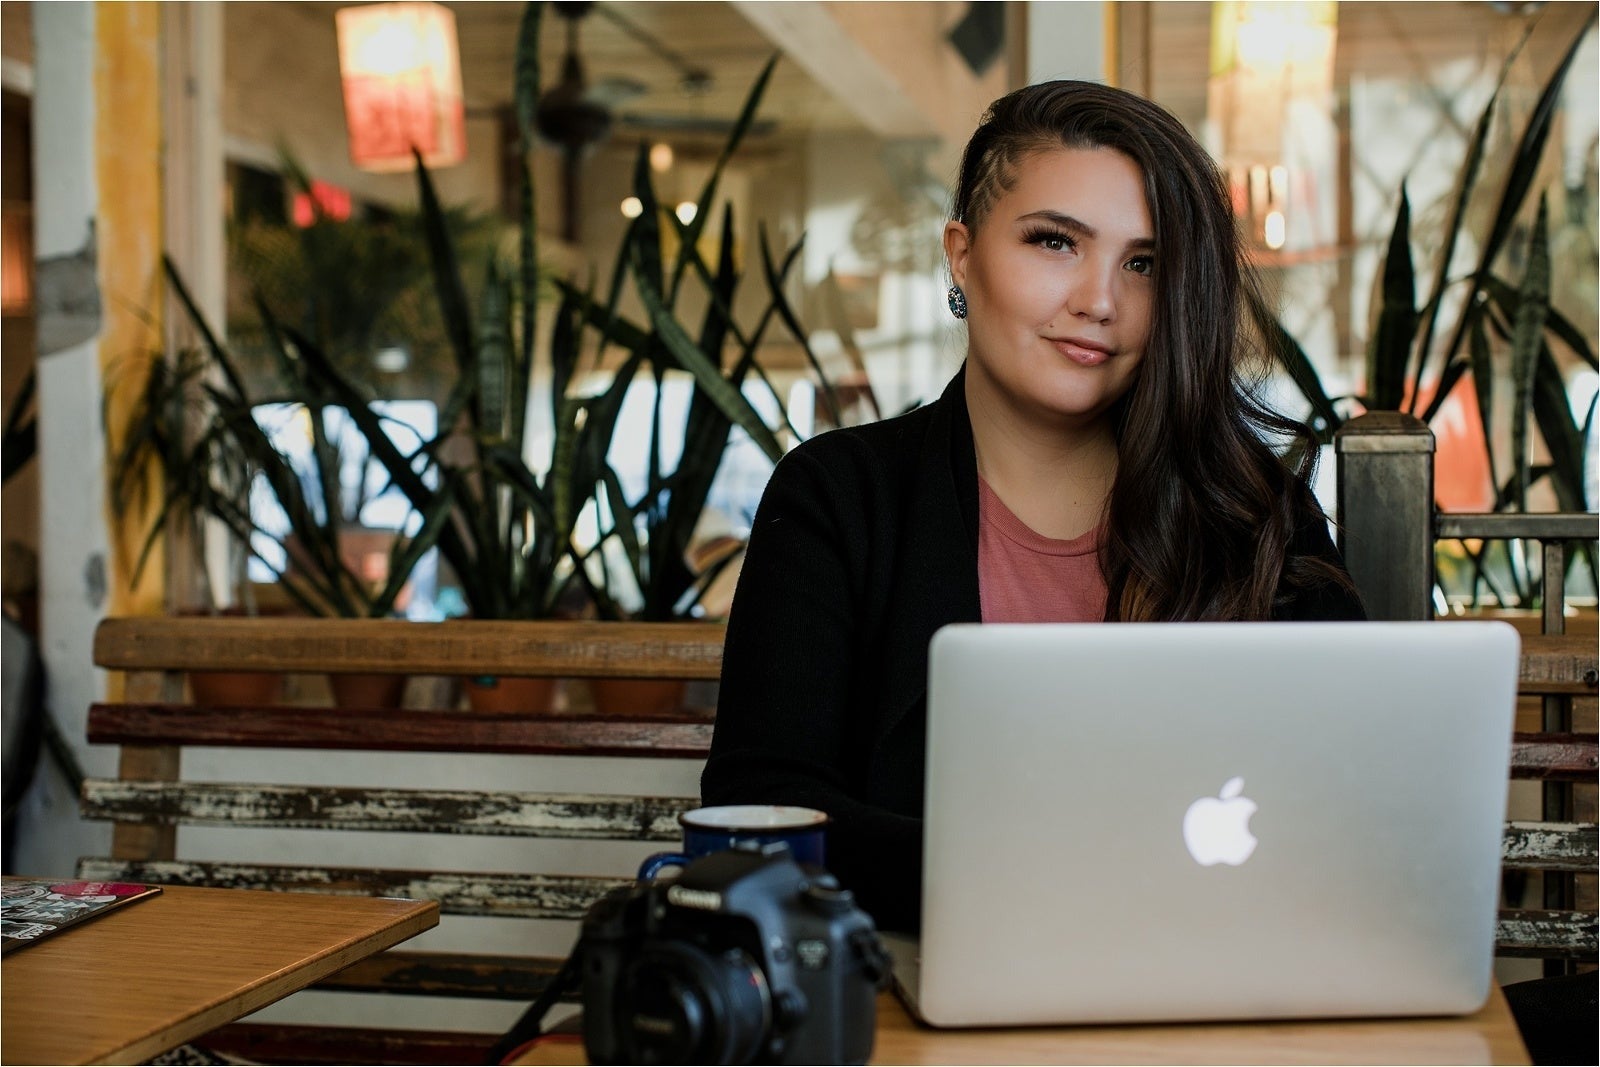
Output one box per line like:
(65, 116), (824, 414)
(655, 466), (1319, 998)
(906, 621), (1519, 1028)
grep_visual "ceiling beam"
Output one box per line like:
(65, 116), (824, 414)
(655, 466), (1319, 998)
(728, 1), (939, 141)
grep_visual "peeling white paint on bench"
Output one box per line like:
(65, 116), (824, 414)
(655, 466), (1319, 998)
(75, 859), (630, 919)
(1499, 821), (1598, 871)
(81, 780), (695, 839)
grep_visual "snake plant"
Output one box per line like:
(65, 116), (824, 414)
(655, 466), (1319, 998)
(1266, 11), (1598, 601)
(1269, 15), (1595, 485)
(559, 54), (858, 623)
(107, 279), (451, 620)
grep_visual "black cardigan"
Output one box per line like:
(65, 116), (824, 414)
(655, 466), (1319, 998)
(701, 369), (1365, 932)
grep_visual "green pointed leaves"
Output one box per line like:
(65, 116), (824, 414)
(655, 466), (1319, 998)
(600, 464), (645, 599)
(551, 53), (825, 620)
(513, 3), (541, 433)
(819, 265), (881, 421)
(476, 260), (513, 443)
(513, 2), (542, 145)
(1368, 184), (1416, 412)
(758, 224), (841, 428)
(1508, 196), (1551, 510)
(1468, 312), (1496, 495)
(1530, 341), (1589, 515)
(1479, 10), (1594, 293)
(631, 252), (784, 463)
(1411, 23), (1527, 393)
(1248, 287), (1341, 440)
(550, 394), (587, 542)
(631, 145), (665, 304)
(1273, 15), (1596, 533)
(669, 54), (777, 299)
(370, 486), (457, 618)
(144, 30), (813, 624)
(3, 367), (36, 484)
(163, 256), (250, 401)
(1485, 274), (1596, 371)
(1433, 10), (1595, 388)
(413, 151), (476, 375)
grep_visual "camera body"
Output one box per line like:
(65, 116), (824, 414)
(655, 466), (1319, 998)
(580, 844), (889, 1065)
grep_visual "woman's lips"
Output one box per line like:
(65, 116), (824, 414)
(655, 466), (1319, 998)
(1048, 337), (1113, 367)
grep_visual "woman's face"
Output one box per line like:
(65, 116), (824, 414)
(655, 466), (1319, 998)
(945, 146), (1154, 430)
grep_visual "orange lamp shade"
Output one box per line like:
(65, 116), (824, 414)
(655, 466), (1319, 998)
(335, 2), (466, 173)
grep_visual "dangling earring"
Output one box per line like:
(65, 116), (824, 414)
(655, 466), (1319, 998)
(947, 285), (968, 320)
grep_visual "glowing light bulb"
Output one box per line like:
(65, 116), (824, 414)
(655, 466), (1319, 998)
(1264, 211), (1286, 250)
(675, 202), (697, 225)
(620, 196), (643, 219)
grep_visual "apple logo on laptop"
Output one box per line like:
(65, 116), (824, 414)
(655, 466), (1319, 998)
(1182, 777), (1258, 866)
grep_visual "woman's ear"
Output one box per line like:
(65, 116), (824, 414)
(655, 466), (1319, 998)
(943, 220), (972, 289)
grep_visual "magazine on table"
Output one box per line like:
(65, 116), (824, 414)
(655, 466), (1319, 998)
(1, 877), (162, 953)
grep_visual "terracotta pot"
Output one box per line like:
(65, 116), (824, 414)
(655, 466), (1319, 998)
(463, 676), (557, 714)
(328, 672), (409, 709)
(587, 678), (688, 716)
(188, 671), (284, 708)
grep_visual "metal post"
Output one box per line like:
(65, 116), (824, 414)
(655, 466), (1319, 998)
(1334, 412), (1435, 621)
(1540, 540), (1573, 977)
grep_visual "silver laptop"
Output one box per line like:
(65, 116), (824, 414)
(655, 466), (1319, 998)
(888, 621), (1519, 1028)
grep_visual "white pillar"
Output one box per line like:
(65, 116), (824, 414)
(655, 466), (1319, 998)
(1026, 2), (1113, 85)
(17, 0), (113, 877)
(163, 1), (228, 611)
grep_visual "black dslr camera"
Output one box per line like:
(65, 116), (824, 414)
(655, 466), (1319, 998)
(578, 844), (890, 1065)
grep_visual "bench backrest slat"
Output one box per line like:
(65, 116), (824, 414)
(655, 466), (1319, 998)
(1509, 734), (1599, 781)
(1499, 821), (1599, 871)
(1513, 634), (1600, 693)
(84, 780), (1597, 874)
(87, 704), (714, 757)
(1495, 910), (1599, 959)
(81, 780), (694, 839)
(76, 859), (629, 920)
(93, 617), (727, 678)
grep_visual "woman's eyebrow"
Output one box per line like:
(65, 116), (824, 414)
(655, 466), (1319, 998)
(1016, 209), (1154, 251)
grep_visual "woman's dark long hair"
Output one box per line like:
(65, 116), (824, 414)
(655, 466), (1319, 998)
(952, 80), (1353, 621)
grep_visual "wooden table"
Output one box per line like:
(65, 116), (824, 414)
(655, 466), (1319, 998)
(2, 882), (439, 1065)
(514, 987), (1530, 1065)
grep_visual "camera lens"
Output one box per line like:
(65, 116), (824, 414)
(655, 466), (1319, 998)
(621, 943), (771, 1064)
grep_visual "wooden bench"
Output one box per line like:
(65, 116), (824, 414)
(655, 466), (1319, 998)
(1494, 629), (1598, 965)
(80, 616), (725, 1065)
(79, 616), (1596, 1061)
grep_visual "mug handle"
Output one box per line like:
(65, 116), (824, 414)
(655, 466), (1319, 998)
(637, 851), (690, 882)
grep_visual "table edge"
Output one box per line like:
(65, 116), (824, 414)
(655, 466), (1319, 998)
(92, 895), (439, 1066)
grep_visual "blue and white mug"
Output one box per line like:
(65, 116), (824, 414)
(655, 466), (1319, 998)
(637, 805), (829, 882)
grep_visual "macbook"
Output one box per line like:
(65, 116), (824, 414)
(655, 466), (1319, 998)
(888, 621), (1520, 1027)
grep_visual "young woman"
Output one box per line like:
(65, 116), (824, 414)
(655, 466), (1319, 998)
(701, 81), (1364, 933)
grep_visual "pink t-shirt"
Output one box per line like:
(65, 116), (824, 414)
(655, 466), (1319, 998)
(977, 477), (1108, 623)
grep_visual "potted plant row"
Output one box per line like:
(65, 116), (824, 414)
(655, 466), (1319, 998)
(107, 152), (477, 708)
(107, 277), (453, 708)
(368, 41), (840, 714)
(112, 3), (858, 716)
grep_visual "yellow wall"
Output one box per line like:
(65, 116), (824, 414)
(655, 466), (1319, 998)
(96, 0), (164, 619)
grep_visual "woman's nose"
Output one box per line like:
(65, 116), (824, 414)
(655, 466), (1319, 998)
(1065, 263), (1117, 323)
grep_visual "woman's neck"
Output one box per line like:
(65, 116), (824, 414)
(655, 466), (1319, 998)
(965, 369), (1119, 542)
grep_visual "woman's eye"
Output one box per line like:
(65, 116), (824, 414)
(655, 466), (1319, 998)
(1126, 256), (1154, 275)
(1025, 230), (1075, 253)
